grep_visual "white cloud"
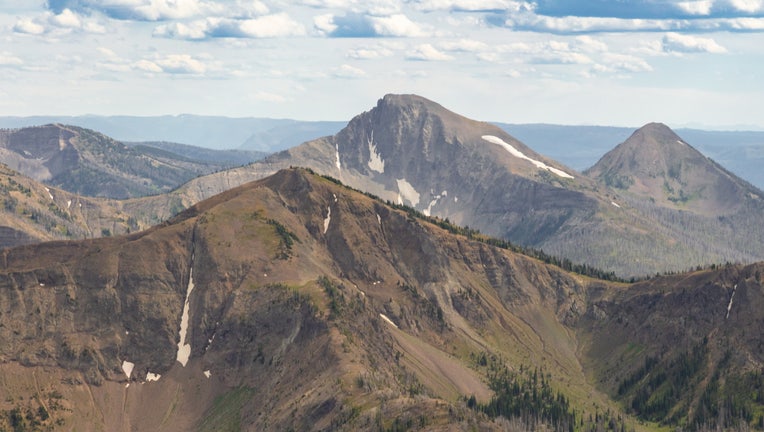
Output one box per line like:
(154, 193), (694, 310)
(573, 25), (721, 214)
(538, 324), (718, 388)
(13, 18), (46, 35)
(132, 54), (212, 74)
(0, 52), (23, 66)
(373, 14), (429, 36)
(50, 9), (81, 28)
(438, 38), (489, 52)
(531, 51), (592, 64)
(662, 33), (727, 53)
(406, 43), (454, 60)
(413, 0), (531, 12)
(154, 13), (306, 39)
(574, 35), (608, 53)
(347, 45), (395, 59)
(251, 90), (287, 102)
(333, 63), (367, 78)
(595, 53), (653, 73)
(676, 1), (714, 15)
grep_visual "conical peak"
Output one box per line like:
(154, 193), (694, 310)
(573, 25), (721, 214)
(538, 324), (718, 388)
(631, 122), (681, 142)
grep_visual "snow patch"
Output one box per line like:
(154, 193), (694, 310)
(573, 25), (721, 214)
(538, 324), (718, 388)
(323, 206), (332, 234)
(379, 313), (398, 329)
(335, 143), (341, 171)
(204, 370), (211, 379)
(44, 187), (53, 200)
(611, 201), (621, 208)
(677, 140), (686, 146)
(482, 135), (574, 179)
(376, 214), (381, 225)
(396, 178), (420, 207)
(176, 265), (195, 367)
(396, 194), (403, 205)
(146, 372), (161, 382)
(367, 130), (385, 173)
(726, 284), (737, 319)
(423, 190), (448, 216)
(454, 196), (458, 203)
(333, 193), (338, 203)
(122, 361), (135, 379)
(67, 200), (71, 209)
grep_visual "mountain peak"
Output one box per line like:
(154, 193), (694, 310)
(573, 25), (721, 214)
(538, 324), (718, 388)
(587, 122), (759, 214)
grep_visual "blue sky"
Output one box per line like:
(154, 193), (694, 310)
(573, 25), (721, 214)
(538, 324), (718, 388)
(1, 0), (763, 129)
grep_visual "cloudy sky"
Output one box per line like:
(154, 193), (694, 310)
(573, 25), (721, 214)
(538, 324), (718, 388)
(1, 0), (763, 128)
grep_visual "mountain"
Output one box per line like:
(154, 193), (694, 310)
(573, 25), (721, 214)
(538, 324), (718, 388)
(0, 168), (762, 431)
(124, 141), (268, 166)
(154, 95), (764, 277)
(0, 115), (345, 151)
(0, 124), (237, 199)
(0, 168), (600, 431)
(238, 120), (346, 152)
(497, 123), (764, 191)
(0, 163), (151, 248)
(586, 122), (763, 215)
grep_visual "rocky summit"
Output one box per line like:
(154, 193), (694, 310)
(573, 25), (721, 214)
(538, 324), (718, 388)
(0, 168), (763, 431)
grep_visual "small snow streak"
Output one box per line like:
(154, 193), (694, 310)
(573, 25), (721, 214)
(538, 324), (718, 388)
(726, 284), (737, 319)
(204, 370), (211, 379)
(481, 135), (574, 179)
(323, 206), (331, 234)
(146, 372), (161, 382)
(176, 265), (195, 367)
(122, 361), (135, 379)
(367, 130), (385, 173)
(380, 313), (398, 328)
(335, 143), (341, 171)
(377, 213), (381, 225)
(611, 201), (621, 208)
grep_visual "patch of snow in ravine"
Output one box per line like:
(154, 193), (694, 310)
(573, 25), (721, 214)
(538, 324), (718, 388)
(379, 313), (398, 329)
(176, 265), (195, 367)
(423, 190), (448, 217)
(726, 284), (737, 320)
(367, 130), (385, 173)
(677, 140), (686, 146)
(333, 193), (338, 203)
(335, 143), (341, 171)
(67, 200), (71, 209)
(44, 187), (53, 200)
(481, 135), (574, 179)
(377, 214), (381, 225)
(323, 206), (331, 234)
(146, 372), (161, 382)
(396, 178), (420, 207)
(611, 201), (621, 208)
(204, 370), (211, 379)
(397, 194), (403, 205)
(122, 360), (135, 379)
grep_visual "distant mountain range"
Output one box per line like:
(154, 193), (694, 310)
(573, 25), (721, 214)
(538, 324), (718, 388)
(152, 94), (763, 277)
(0, 168), (762, 431)
(2, 95), (763, 279)
(0, 115), (345, 152)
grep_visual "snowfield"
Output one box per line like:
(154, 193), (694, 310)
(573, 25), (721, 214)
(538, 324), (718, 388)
(367, 130), (385, 173)
(481, 135), (574, 179)
(176, 264), (195, 367)
(396, 178), (420, 206)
